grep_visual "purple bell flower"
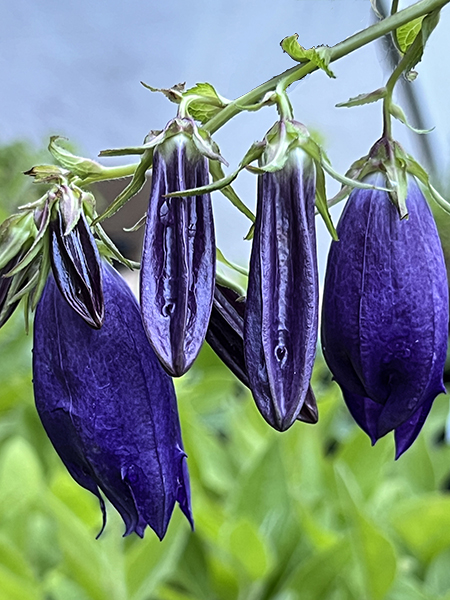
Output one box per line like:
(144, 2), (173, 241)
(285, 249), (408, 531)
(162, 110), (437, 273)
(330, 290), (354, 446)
(33, 262), (193, 538)
(141, 127), (215, 377)
(244, 146), (319, 431)
(321, 174), (448, 457)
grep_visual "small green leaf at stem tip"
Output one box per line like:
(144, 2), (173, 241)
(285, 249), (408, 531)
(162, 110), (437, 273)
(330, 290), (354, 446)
(280, 34), (336, 78)
(336, 88), (386, 108)
(183, 82), (230, 124)
(395, 16), (425, 54)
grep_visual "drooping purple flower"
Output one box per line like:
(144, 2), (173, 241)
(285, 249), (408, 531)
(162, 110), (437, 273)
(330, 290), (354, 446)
(244, 147), (319, 431)
(50, 209), (104, 329)
(321, 174), (448, 457)
(207, 283), (318, 424)
(33, 262), (193, 538)
(141, 130), (215, 377)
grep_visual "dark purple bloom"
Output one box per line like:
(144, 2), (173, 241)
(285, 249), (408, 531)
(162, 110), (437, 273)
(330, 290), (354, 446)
(207, 283), (318, 424)
(141, 132), (215, 377)
(321, 174), (448, 457)
(33, 263), (193, 538)
(50, 209), (104, 329)
(244, 148), (319, 431)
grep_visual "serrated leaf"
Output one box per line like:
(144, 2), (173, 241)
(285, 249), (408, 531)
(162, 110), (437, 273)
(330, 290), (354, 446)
(184, 82), (229, 124)
(336, 87), (386, 108)
(280, 34), (335, 78)
(140, 81), (185, 103)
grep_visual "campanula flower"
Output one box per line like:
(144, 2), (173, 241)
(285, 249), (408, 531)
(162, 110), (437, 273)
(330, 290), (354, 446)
(244, 133), (319, 432)
(141, 118), (216, 377)
(321, 174), (448, 457)
(33, 263), (193, 538)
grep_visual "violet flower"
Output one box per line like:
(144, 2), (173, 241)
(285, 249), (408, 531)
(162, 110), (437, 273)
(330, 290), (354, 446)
(50, 209), (104, 329)
(207, 284), (318, 424)
(321, 174), (448, 457)
(33, 263), (193, 538)
(141, 125), (215, 377)
(244, 146), (319, 431)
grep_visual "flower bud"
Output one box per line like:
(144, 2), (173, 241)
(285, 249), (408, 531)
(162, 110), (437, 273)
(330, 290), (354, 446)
(244, 144), (319, 431)
(33, 263), (193, 539)
(50, 209), (104, 329)
(207, 283), (318, 424)
(321, 174), (448, 457)
(141, 121), (215, 377)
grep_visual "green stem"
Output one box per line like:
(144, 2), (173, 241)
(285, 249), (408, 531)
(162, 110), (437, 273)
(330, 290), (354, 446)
(73, 163), (139, 187)
(204, 0), (449, 134)
(382, 22), (426, 137)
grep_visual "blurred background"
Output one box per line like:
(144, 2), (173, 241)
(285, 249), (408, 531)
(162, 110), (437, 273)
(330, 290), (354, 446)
(1, 1), (450, 599)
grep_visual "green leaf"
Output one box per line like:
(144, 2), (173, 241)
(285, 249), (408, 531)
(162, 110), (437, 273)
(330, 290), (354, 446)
(227, 520), (272, 580)
(336, 87), (386, 108)
(396, 16), (425, 53)
(391, 494), (450, 564)
(280, 34), (335, 78)
(335, 464), (397, 600)
(126, 512), (189, 600)
(0, 437), (43, 515)
(184, 82), (229, 124)
(216, 248), (248, 278)
(0, 565), (41, 600)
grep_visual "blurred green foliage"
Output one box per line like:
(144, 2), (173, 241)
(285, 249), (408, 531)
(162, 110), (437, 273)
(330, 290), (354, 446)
(1, 140), (450, 600)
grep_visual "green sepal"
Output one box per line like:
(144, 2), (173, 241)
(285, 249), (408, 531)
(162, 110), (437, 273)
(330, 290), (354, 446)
(406, 156), (450, 216)
(24, 164), (70, 183)
(244, 223), (254, 241)
(123, 213), (146, 233)
(164, 141), (264, 200)
(93, 148), (153, 224)
(0, 212), (36, 270)
(315, 162), (338, 241)
(217, 247), (248, 278)
(6, 266), (40, 306)
(385, 160), (409, 219)
(30, 235), (51, 310)
(209, 160), (255, 223)
(94, 223), (139, 270)
(280, 34), (336, 78)
(48, 137), (104, 178)
(6, 196), (56, 277)
(336, 87), (386, 108)
(390, 103), (434, 134)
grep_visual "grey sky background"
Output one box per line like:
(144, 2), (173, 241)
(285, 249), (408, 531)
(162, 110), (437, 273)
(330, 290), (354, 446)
(1, 0), (449, 278)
